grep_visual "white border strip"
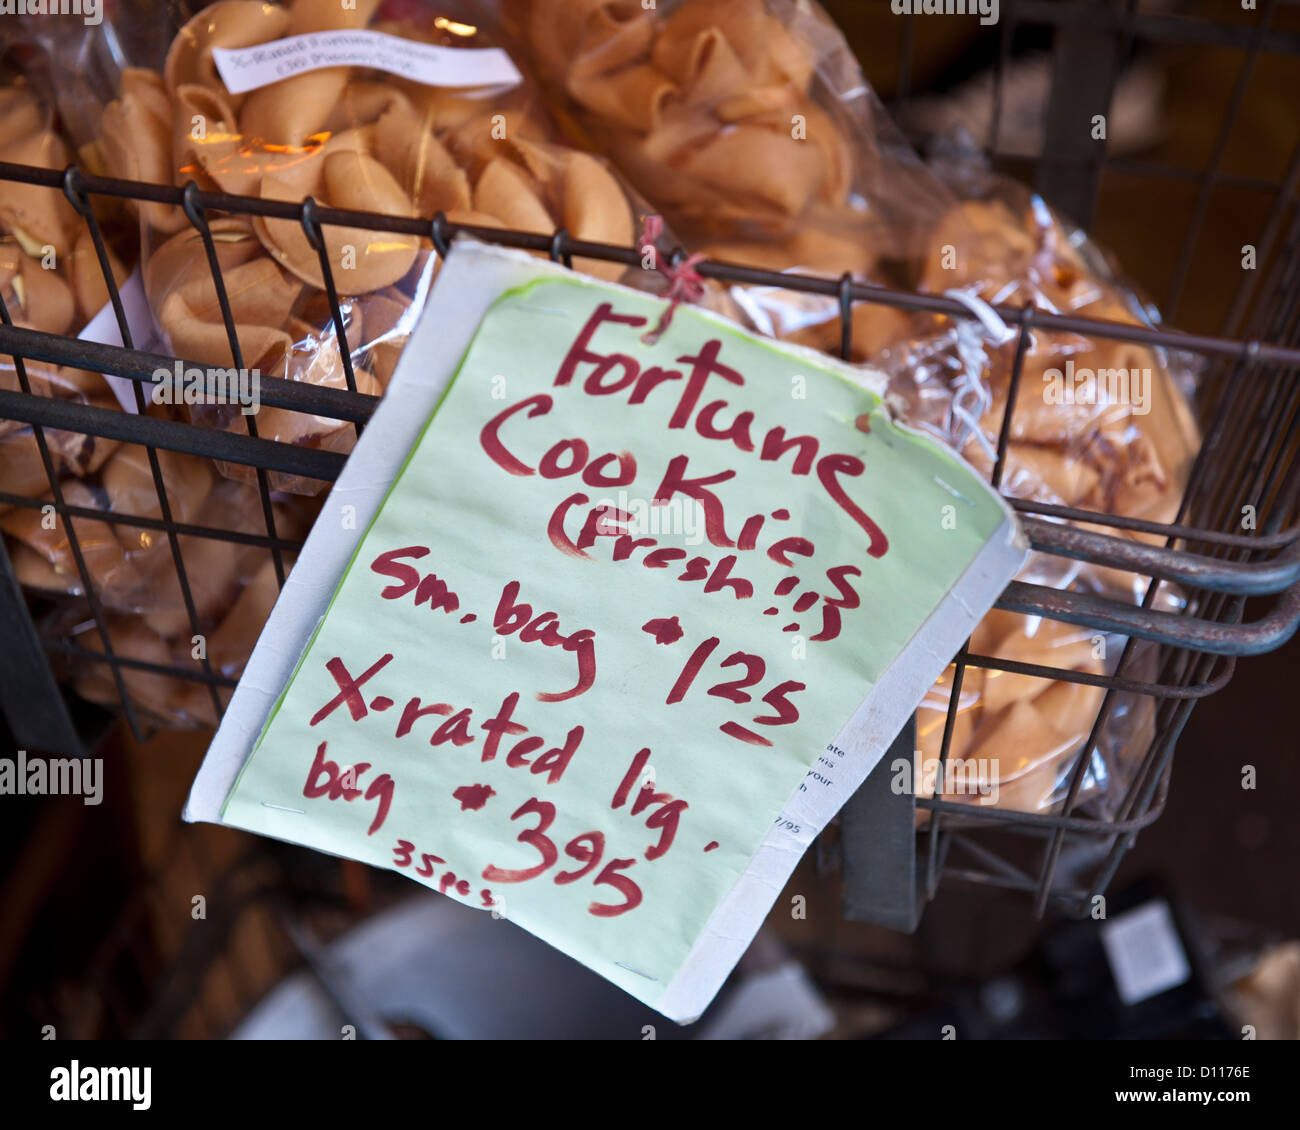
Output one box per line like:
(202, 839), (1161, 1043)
(186, 241), (1025, 1022)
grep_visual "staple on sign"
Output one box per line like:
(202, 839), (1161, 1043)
(514, 305), (571, 316)
(932, 476), (975, 506)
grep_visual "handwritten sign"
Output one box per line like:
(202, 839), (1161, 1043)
(187, 243), (1024, 1021)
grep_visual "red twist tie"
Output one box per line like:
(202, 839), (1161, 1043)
(638, 215), (705, 345)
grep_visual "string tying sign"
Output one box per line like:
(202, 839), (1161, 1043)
(187, 242), (1024, 1021)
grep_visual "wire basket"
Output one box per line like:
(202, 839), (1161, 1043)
(2, 0), (1298, 938)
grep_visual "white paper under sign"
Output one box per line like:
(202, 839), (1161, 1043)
(186, 242), (1026, 1022)
(76, 268), (162, 414)
(213, 29), (522, 95)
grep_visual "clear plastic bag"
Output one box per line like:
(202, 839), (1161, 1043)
(52, 0), (659, 494)
(3, 372), (318, 732)
(915, 563), (1161, 820)
(40, 475), (315, 729)
(495, 0), (956, 361)
(0, 72), (133, 336)
(0, 366), (125, 517)
(879, 176), (1201, 540)
(1, 1), (676, 727)
(1, 439), (306, 609)
(893, 172), (1201, 815)
(0, 66), (126, 573)
(0, 26), (235, 719)
(0, 54), (144, 525)
(64, 546), (296, 730)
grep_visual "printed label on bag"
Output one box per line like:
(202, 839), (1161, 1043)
(212, 29), (522, 95)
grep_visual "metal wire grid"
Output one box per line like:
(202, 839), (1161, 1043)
(0, 0), (1297, 919)
(2, 158), (1297, 916)
(875, 0), (1300, 916)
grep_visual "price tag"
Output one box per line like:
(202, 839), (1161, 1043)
(187, 243), (1025, 1021)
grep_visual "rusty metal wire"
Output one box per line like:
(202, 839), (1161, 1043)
(2, 0), (1299, 934)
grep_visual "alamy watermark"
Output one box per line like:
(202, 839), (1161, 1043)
(0, 751), (102, 805)
(0, 0), (101, 26)
(894, 754), (999, 804)
(1042, 360), (1151, 415)
(591, 491), (707, 546)
(891, 0), (998, 26)
(151, 361), (261, 415)
(50, 1062), (150, 1110)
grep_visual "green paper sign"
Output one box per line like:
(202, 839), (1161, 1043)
(195, 247), (1022, 1021)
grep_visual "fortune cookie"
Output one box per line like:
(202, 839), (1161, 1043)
(888, 193), (1200, 532)
(918, 616), (1107, 815)
(0, 80), (134, 337)
(880, 188), (1200, 814)
(501, 0), (955, 361)
(74, 616), (197, 726)
(0, 480), (140, 602)
(206, 553), (293, 678)
(515, 0), (852, 240)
